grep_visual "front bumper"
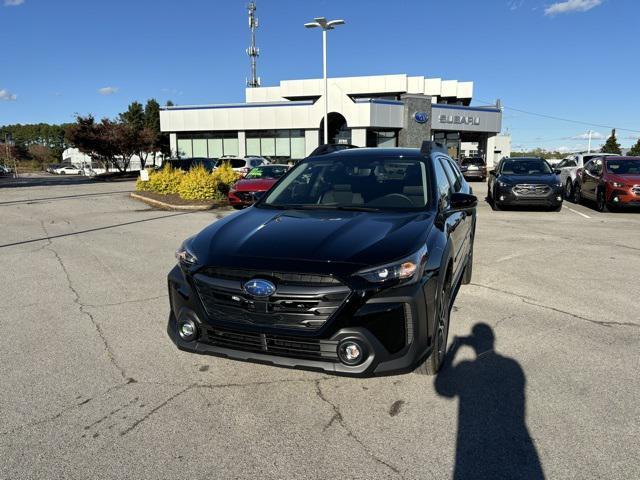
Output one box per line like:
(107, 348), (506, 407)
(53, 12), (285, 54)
(167, 265), (438, 376)
(495, 184), (563, 206)
(608, 188), (640, 207)
(228, 191), (260, 207)
(463, 170), (486, 180)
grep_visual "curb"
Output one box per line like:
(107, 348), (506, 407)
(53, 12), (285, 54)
(130, 192), (219, 211)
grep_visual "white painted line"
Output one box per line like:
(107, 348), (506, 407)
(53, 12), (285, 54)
(565, 206), (591, 219)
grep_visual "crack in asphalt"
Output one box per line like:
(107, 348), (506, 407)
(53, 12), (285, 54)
(83, 294), (169, 309)
(40, 222), (128, 380)
(470, 283), (640, 329)
(314, 380), (403, 478)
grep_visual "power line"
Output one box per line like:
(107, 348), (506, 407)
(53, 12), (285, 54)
(476, 99), (640, 134)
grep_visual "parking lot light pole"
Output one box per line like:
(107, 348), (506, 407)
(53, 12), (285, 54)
(304, 17), (345, 145)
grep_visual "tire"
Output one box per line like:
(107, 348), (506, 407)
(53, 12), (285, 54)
(564, 179), (574, 202)
(596, 189), (608, 212)
(552, 203), (562, 212)
(574, 183), (582, 205)
(414, 268), (452, 375)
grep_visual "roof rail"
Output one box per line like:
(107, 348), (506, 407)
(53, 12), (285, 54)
(309, 144), (359, 157)
(420, 141), (447, 156)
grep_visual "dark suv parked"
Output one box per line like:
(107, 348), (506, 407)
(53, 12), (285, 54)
(168, 142), (477, 376)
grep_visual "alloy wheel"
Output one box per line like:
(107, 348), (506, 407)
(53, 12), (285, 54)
(565, 180), (573, 201)
(436, 278), (451, 363)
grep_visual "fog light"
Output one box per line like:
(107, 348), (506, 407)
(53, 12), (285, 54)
(499, 195), (505, 201)
(178, 319), (198, 341)
(556, 196), (562, 201)
(613, 196), (619, 203)
(338, 341), (365, 366)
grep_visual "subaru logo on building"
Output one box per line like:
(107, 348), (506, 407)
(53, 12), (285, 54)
(414, 112), (429, 124)
(243, 279), (276, 297)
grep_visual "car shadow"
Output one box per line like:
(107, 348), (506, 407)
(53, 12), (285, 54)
(434, 323), (545, 480)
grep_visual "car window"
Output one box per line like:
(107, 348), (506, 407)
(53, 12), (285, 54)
(566, 160), (577, 167)
(500, 159), (552, 175)
(447, 159), (465, 189)
(606, 159), (640, 174)
(262, 156), (430, 210)
(433, 157), (453, 203)
(440, 158), (462, 192)
(216, 159), (246, 169)
(461, 158), (485, 167)
(245, 165), (288, 179)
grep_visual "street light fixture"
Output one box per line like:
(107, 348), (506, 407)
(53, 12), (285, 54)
(305, 17), (345, 145)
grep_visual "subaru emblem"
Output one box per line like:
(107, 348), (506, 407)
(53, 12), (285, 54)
(243, 279), (276, 297)
(414, 112), (429, 124)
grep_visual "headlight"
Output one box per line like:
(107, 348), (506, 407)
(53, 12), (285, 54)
(175, 236), (198, 266)
(611, 182), (625, 188)
(498, 181), (510, 188)
(355, 245), (427, 284)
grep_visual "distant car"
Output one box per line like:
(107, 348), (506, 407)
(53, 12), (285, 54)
(487, 157), (563, 211)
(46, 164), (63, 174)
(0, 164), (12, 176)
(54, 166), (82, 175)
(575, 156), (640, 211)
(215, 156), (269, 176)
(228, 164), (289, 209)
(459, 157), (487, 181)
(555, 152), (618, 202)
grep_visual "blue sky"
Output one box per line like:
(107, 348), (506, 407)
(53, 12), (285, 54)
(1, 0), (639, 151)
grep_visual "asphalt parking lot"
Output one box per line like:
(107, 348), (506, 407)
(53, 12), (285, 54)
(1, 175), (639, 479)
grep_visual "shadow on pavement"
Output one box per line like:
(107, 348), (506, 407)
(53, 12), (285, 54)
(435, 323), (545, 480)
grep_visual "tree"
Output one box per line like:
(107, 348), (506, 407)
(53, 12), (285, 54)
(628, 138), (640, 156)
(66, 115), (119, 172)
(144, 99), (164, 166)
(600, 129), (622, 154)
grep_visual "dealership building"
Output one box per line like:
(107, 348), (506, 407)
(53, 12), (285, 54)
(160, 73), (508, 166)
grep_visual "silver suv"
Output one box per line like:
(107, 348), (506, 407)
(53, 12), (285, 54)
(556, 152), (618, 201)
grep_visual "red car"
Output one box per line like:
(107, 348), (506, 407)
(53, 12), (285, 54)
(228, 164), (289, 209)
(577, 156), (640, 211)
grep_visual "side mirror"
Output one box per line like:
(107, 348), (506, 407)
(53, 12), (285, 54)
(554, 169), (561, 175)
(448, 192), (477, 213)
(489, 169), (496, 176)
(252, 191), (265, 202)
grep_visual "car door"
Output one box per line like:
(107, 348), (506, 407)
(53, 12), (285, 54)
(437, 156), (467, 279)
(582, 159), (602, 200)
(488, 159), (502, 194)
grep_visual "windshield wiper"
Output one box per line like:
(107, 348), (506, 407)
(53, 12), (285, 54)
(335, 205), (382, 212)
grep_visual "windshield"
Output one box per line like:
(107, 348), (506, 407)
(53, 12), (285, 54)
(245, 165), (288, 179)
(501, 159), (552, 175)
(606, 159), (640, 175)
(261, 156), (430, 210)
(216, 159), (246, 168)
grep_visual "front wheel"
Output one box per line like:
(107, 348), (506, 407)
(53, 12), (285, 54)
(564, 179), (574, 201)
(596, 189), (608, 212)
(574, 183), (582, 204)
(414, 271), (452, 375)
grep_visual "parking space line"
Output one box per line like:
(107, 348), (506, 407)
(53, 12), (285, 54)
(565, 206), (591, 219)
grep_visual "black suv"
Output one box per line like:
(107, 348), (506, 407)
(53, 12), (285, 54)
(168, 142), (477, 376)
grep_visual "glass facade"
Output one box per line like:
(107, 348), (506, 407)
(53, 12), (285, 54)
(246, 130), (305, 160)
(367, 130), (398, 148)
(176, 132), (238, 159)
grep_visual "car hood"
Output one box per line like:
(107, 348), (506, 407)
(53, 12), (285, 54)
(499, 174), (559, 185)
(190, 207), (434, 272)
(233, 178), (278, 191)
(607, 174), (640, 184)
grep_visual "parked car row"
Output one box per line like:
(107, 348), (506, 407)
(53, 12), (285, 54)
(168, 156), (271, 175)
(572, 156), (640, 211)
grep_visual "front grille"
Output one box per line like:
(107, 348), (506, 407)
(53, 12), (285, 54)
(193, 269), (350, 330)
(632, 185), (640, 196)
(199, 325), (339, 361)
(235, 191), (255, 202)
(512, 184), (551, 197)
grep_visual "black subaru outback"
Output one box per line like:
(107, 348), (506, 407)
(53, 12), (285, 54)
(168, 141), (477, 376)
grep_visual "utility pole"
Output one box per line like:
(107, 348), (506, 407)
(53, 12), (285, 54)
(587, 130), (592, 153)
(246, 2), (260, 88)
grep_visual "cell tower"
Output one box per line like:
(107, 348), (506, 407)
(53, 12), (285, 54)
(246, 2), (260, 88)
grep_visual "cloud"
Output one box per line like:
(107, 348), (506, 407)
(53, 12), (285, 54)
(508, 0), (525, 11)
(4, 0), (25, 6)
(571, 131), (604, 140)
(98, 86), (119, 96)
(544, 0), (602, 16)
(0, 89), (17, 101)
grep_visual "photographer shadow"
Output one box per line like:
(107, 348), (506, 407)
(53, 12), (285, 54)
(434, 323), (545, 480)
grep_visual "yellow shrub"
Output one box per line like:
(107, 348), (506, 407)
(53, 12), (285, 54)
(212, 161), (241, 194)
(177, 165), (218, 200)
(146, 164), (184, 195)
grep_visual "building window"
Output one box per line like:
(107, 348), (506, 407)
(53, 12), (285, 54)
(366, 130), (398, 148)
(246, 129), (305, 160)
(176, 132), (238, 159)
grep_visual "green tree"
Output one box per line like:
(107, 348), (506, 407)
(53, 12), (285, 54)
(144, 99), (163, 166)
(119, 101), (145, 131)
(628, 138), (640, 156)
(600, 129), (622, 154)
